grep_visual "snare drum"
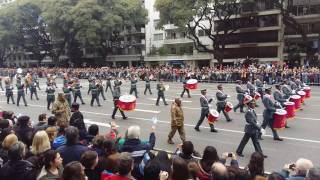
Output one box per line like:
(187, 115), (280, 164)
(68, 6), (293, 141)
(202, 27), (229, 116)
(243, 94), (253, 104)
(273, 109), (287, 130)
(117, 95), (136, 111)
(224, 102), (233, 113)
(290, 95), (301, 110)
(208, 109), (219, 124)
(297, 91), (306, 103)
(303, 86), (311, 98)
(254, 92), (261, 101)
(186, 79), (198, 90)
(284, 102), (295, 119)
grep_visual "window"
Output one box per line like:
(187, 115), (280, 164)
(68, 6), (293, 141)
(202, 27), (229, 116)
(154, 19), (160, 29)
(198, 29), (208, 37)
(154, 33), (163, 41)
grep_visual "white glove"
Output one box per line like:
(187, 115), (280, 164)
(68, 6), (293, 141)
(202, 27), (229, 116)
(286, 99), (289, 102)
(260, 128), (266, 136)
(227, 95), (231, 98)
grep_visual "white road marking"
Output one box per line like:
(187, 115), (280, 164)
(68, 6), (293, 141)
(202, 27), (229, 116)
(84, 119), (111, 128)
(148, 98), (192, 103)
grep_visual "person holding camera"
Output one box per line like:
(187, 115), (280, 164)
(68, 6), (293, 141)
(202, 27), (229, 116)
(280, 158), (314, 180)
(236, 96), (266, 158)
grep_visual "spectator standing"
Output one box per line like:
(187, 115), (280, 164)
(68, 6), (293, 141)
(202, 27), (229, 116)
(14, 115), (34, 148)
(81, 150), (100, 180)
(0, 133), (18, 167)
(104, 152), (136, 180)
(34, 113), (48, 132)
(69, 103), (87, 140)
(37, 150), (64, 180)
(62, 161), (87, 180)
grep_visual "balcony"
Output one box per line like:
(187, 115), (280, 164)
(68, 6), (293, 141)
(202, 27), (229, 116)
(145, 53), (212, 62)
(163, 38), (193, 45)
(106, 54), (142, 62)
(163, 24), (178, 30)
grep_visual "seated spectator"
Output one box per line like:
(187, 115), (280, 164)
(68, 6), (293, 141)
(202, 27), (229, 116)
(34, 113), (48, 132)
(98, 139), (120, 174)
(26, 130), (51, 172)
(281, 158), (314, 180)
(81, 150), (100, 180)
(69, 103), (87, 140)
(14, 115), (34, 148)
(46, 126), (58, 147)
(86, 124), (99, 144)
(90, 135), (105, 156)
(62, 161), (86, 180)
(246, 152), (265, 180)
(52, 126), (66, 150)
(210, 162), (229, 180)
(305, 167), (320, 180)
(171, 157), (190, 180)
(104, 152), (135, 180)
(0, 133), (18, 167)
(57, 126), (88, 166)
(37, 150), (64, 180)
(0, 141), (37, 180)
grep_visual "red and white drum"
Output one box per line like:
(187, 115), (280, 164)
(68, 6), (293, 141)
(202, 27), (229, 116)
(117, 95), (136, 111)
(284, 101), (295, 119)
(208, 109), (219, 124)
(297, 91), (306, 103)
(186, 79), (198, 90)
(254, 92), (261, 101)
(273, 109), (287, 129)
(224, 102), (233, 113)
(243, 94), (253, 104)
(303, 86), (311, 98)
(290, 95), (301, 110)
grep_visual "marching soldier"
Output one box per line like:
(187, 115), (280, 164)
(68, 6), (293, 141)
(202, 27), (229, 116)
(129, 76), (138, 98)
(281, 80), (292, 99)
(289, 77), (298, 92)
(216, 84), (232, 122)
(16, 76), (28, 107)
(30, 80), (39, 100)
(180, 76), (191, 98)
(46, 81), (55, 110)
(274, 84), (289, 128)
(111, 78), (127, 120)
(247, 81), (255, 98)
(32, 73), (41, 90)
(234, 80), (245, 113)
(97, 79), (106, 101)
(236, 97), (266, 158)
(0, 76), (4, 91)
(294, 76), (304, 90)
(194, 89), (217, 132)
(5, 78), (15, 104)
(168, 98), (186, 144)
(73, 78), (85, 105)
(63, 83), (73, 107)
(144, 75), (152, 95)
(156, 79), (168, 106)
(88, 80), (101, 107)
(105, 76), (113, 94)
(255, 78), (264, 99)
(261, 87), (283, 141)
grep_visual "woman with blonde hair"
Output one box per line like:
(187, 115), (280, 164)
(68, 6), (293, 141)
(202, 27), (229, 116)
(0, 133), (18, 166)
(52, 93), (71, 128)
(26, 130), (51, 172)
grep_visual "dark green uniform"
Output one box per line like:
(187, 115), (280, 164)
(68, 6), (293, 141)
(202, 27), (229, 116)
(30, 81), (39, 100)
(63, 86), (72, 107)
(16, 80), (27, 106)
(105, 76), (113, 94)
(216, 90), (232, 122)
(73, 82), (85, 104)
(5, 83), (15, 104)
(112, 80), (126, 119)
(261, 94), (281, 140)
(89, 83), (100, 106)
(156, 83), (168, 106)
(144, 77), (152, 95)
(129, 78), (138, 98)
(46, 85), (55, 110)
(97, 82), (106, 101)
(195, 94), (216, 132)
(180, 78), (191, 98)
(234, 84), (245, 113)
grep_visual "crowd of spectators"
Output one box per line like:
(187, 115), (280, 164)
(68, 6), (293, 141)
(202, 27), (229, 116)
(1, 64), (320, 85)
(0, 101), (319, 180)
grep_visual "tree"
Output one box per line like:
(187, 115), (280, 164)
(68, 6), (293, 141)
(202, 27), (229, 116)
(155, 0), (253, 65)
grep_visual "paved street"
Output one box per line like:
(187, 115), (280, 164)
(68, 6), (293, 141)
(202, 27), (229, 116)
(1, 78), (320, 172)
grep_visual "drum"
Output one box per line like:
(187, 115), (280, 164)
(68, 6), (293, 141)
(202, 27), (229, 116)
(297, 91), (306, 103)
(273, 109), (287, 130)
(290, 95), (301, 110)
(208, 109), (219, 124)
(254, 92), (261, 101)
(117, 95), (136, 111)
(186, 79), (198, 90)
(243, 94), (253, 104)
(224, 102), (233, 113)
(303, 86), (311, 98)
(283, 102), (295, 119)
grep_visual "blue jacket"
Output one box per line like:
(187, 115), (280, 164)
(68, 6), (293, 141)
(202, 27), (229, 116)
(120, 132), (156, 153)
(57, 143), (89, 166)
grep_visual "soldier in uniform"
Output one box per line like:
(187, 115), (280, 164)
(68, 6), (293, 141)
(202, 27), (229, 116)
(194, 89), (217, 132)
(180, 76), (191, 98)
(63, 83), (73, 107)
(46, 81), (56, 110)
(234, 80), (245, 113)
(156, 79), (168, 106)
(255, 78), (264, 99)
(111, 78), (127, 120)
(0, 76), (4, 91)
(247, 81), (255, 98)
(16, 76), (28, 107)
(168, 98), (186, 144)
(73, 78), (85, 105)
(5, 78), (15, 104)
(281, 80), (292, 99)
(88, 80), (101, 107)
(144, 75), (152, 95)
(105, 76), (113, 95)
(289, 77), (298, 92)
(97, 79), (106, 101)
(32, 73), (41, 90)
(216, 84), (232, 122)
(274, 84), (289, 128)
(129, 76), (138, 98)
(30, 80), (39, 100)
(294, 76), (304, 90)
(236, 97), (266, 158)
(261, 87), (283, 141)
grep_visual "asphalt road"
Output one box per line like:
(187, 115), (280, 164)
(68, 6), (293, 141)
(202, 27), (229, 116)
(1, 78), (320, 172)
